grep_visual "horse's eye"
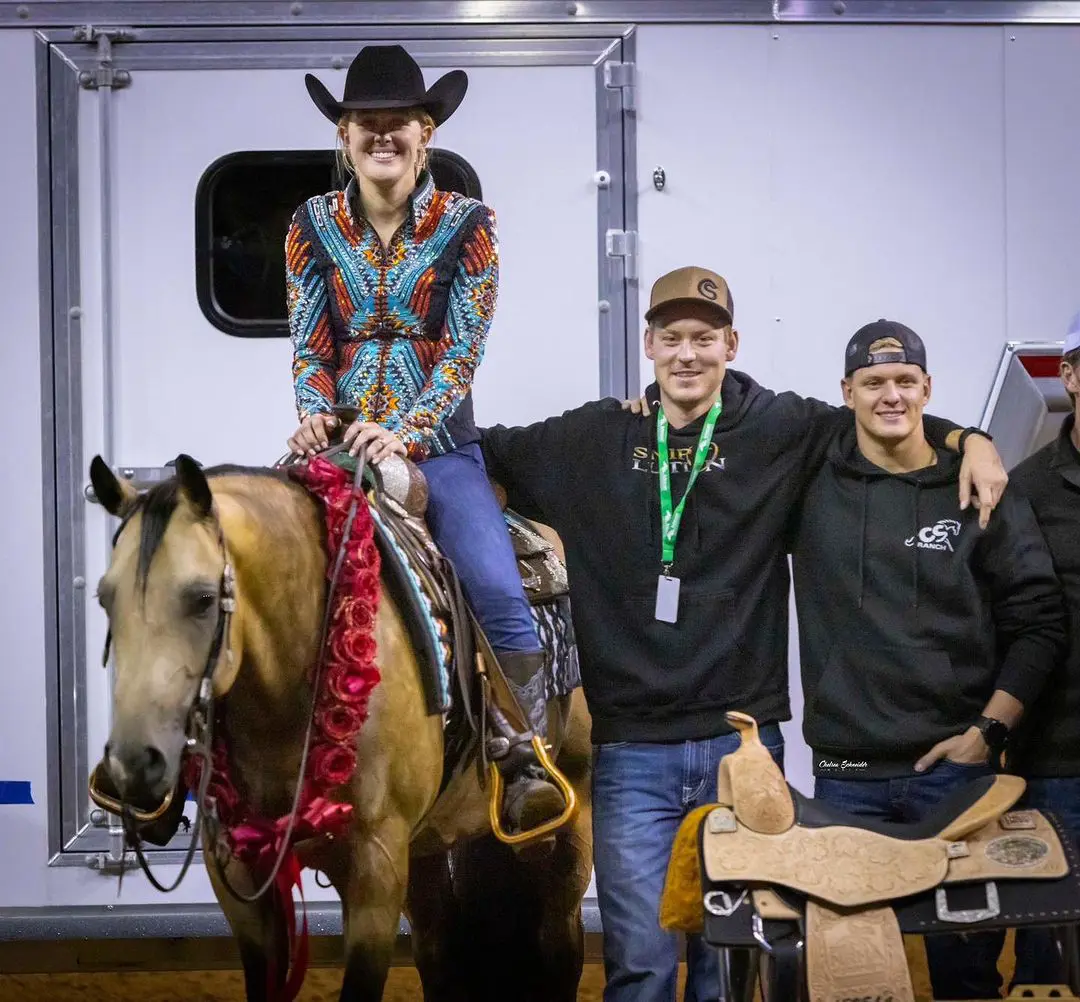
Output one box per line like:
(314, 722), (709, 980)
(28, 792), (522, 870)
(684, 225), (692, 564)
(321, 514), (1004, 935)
(188, 593), (217, 617)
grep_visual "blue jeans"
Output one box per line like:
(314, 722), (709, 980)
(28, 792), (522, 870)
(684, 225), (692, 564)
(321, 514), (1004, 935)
(816, 762), (1004, 1000)
(1011, 777), (1080, 988)
(592, 726), (785, 1002)
(419, 442), (539, 654)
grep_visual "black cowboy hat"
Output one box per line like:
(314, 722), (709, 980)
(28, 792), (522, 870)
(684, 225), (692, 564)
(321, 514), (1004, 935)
(305, 44), (468, 126)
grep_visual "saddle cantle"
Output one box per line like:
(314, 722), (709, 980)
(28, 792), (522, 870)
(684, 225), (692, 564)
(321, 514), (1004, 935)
(660, 711), (1080, 1002)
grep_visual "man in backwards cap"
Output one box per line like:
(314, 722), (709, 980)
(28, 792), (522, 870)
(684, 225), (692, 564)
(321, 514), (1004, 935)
(481, 268), (1011, 1002)
(1005, 311), (1080, 987)
(790, 320), (1066, 999)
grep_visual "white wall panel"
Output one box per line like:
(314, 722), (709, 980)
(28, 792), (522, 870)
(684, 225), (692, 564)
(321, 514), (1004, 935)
(0, 30), (48, 906)
(1005, 27), (1080, 346)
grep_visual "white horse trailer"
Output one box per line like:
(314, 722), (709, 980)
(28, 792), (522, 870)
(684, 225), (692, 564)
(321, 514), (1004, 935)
(2, 0), (1079, 976)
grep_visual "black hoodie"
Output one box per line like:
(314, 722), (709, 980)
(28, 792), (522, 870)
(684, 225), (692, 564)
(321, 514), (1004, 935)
(481, 372), (963, 744)
(1007, 415), (1080, 778)
(792, 426), (1066, 778)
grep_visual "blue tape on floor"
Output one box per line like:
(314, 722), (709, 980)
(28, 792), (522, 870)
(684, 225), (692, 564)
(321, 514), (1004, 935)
(0, 781), (33, 804)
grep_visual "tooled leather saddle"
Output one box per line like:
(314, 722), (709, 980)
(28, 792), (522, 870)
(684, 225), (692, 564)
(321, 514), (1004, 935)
(660, 712), (1080, 1002)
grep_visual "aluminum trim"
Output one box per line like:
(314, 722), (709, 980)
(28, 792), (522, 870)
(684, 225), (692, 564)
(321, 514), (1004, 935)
(5, 1), (1080, 28)
(45, 41), (91, 856)
(595, 43), (623, 397)
(620, 27), (639, 395)
(37, 23), (638, 42)
(36, 30), (63, 865)
(49, 36), (621, 71)
(43, 28), (631, 859)
(0, 900), (603, 948)
(979, 339), (1067, 429)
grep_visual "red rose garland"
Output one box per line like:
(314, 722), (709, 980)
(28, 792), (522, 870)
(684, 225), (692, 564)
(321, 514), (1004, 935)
(181, 456), (382, 1001)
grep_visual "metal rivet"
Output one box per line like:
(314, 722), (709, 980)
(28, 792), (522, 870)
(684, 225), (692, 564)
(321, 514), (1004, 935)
(331, 55), (344, 69)
(773, 33), (780, 40)
(73, 576), (86, 589)
(1010, 35), (1016, 41)
(598, 300), (611, 314)
(833, 0), (846, 13)
(69, 306), (83, 319)
(16, 5), (29, 19)
(774, 317), (782, 323)
(78, 70), (93, 86)
(290, 1), (303, 12)
(566, 1), (578, 12)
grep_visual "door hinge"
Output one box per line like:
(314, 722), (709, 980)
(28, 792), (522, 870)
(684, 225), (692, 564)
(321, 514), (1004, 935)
(605, 229), (638, 281)
(74, 25), (134, 91)
(603, 60), (635, 112)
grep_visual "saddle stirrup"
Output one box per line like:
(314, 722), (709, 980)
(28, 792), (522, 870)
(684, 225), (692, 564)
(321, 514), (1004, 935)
(476, 651), (578, 846)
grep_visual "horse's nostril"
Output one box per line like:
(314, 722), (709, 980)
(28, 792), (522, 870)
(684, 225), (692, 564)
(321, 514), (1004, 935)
(141, 745), (166, 787)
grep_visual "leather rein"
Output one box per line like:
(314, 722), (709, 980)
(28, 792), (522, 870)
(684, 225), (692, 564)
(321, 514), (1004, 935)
(89, 455), (368, 902)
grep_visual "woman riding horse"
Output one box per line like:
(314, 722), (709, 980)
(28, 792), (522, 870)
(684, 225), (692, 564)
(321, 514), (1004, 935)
(285, 44), (563, 834)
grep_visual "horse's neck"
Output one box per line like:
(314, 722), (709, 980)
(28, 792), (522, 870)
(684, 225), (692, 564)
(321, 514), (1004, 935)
(214, 481), (327, 794)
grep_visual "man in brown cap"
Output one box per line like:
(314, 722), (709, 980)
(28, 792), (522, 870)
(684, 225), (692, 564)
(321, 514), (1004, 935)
(479, 266), (1007, 1001)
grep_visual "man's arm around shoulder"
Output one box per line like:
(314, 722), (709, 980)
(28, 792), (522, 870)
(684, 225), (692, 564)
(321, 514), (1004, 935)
(480, 398), (622, 523)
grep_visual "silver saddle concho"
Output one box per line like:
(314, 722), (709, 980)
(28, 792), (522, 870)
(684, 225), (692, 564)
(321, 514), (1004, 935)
(659, 711), (1080, 1002)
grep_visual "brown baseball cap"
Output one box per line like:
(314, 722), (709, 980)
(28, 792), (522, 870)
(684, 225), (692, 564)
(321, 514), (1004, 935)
(645, 266), (733, 326)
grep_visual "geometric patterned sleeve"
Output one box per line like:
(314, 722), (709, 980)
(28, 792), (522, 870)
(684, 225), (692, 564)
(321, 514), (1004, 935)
(397, 204), (499, 458)
(286, 204), (337, 419)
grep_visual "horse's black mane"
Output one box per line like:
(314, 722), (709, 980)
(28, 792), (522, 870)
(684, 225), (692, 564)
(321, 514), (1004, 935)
(116, 464), (295, 590)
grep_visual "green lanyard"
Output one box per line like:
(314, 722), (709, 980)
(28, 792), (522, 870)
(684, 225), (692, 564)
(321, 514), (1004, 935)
(657, 397), (723, 574)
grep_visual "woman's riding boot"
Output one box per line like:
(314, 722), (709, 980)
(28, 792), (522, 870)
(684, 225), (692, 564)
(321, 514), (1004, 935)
(496, 650), (566, 833)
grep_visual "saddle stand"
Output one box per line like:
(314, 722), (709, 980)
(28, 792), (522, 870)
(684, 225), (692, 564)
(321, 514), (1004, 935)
(660, 711), (1080, 1002)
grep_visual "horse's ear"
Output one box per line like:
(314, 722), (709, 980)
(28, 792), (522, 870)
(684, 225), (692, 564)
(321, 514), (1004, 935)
(174, 454), (213, 519)
(89, 455), (139, 517)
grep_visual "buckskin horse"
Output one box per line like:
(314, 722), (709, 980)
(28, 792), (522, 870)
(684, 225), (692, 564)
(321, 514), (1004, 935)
(85, 452), (594, 1002)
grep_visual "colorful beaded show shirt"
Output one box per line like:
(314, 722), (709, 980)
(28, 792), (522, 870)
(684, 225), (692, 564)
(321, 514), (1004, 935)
(286, 170), (498, 460)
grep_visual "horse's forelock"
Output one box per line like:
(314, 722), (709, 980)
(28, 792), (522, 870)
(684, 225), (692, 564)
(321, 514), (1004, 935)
(118, 465), (299, 593)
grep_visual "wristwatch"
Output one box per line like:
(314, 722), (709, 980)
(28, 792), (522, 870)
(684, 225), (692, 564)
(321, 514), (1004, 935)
(975, 715), (1010, 754)
(958, 427), (993, 452)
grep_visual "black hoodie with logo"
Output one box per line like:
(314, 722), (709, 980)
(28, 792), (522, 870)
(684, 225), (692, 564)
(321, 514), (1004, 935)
(1007, 415), (1080, 778)
(481, 371), (964, 745)
(792, 426), (1066, 778)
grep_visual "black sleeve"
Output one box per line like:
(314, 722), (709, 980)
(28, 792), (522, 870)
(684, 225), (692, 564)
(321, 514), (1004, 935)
(923, 415), (964, 452)
(976, 493), (1067, 708)
(480, 404), (602, 525)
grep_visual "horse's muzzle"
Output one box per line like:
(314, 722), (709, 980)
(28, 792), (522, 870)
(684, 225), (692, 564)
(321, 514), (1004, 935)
(88, 759), (190, 846)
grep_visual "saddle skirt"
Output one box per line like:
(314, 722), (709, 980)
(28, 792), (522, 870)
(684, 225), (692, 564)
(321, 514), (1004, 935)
(660, 712), (1080, 1002)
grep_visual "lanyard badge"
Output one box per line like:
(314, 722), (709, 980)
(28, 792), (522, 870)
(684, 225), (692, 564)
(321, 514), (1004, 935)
(655, 397), (723, 623)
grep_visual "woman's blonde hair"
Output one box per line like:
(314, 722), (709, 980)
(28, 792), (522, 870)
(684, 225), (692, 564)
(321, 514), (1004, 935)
(335, 106), (436, 181)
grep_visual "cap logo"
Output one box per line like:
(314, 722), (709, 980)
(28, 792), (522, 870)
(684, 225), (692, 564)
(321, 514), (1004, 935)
(697, 278), (718, 301)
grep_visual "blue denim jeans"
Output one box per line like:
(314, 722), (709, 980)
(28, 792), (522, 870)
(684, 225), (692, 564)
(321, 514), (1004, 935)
(816, 762), (1004, 1000)
(419, 442), (540, 654)
(592, 726), (785, 1002)
(1011, 776), (1080, 987)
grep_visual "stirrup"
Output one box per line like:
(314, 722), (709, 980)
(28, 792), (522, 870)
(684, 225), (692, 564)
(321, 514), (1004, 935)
(487, 735), (578, 846)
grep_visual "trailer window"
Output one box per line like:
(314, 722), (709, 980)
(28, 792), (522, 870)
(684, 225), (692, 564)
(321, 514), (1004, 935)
(195, 149), (483, 338)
